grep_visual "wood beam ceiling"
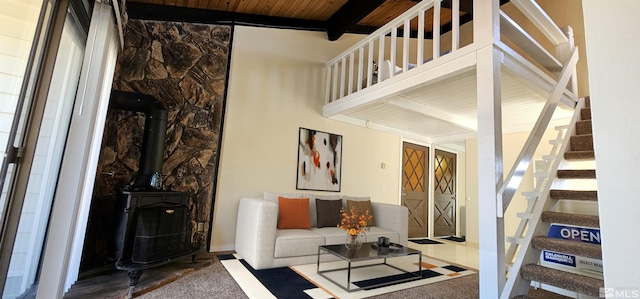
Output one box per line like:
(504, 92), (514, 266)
(325, 0), (386, 41)
(127, 2), (327, 32)
(126, 0), (512, 41)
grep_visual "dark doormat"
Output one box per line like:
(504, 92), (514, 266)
(443, 236), (466, 242)
(410, 239), (443, 245)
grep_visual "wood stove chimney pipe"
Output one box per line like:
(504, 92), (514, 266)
(109, 90), (168, 190)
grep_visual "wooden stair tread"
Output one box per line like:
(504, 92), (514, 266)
(521, 264), (603, 297)
(564, 150), (595, 160)
(541, 211), (599, 228)
(550, 189), (598, 201)
(557, 169), (596, 179)
(532, 236), (601, 260)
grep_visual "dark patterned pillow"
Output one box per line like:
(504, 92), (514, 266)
(315, 198), (343, 228)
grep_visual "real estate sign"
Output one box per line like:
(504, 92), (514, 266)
(540, 224), (603, 276)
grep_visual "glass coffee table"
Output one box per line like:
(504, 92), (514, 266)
(317, 242), (422, 292)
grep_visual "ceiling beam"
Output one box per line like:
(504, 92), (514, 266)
(325, 0), (386, 41)
(441, 0), (511, 14)
(127, 2), (326, 32)
(442, 0), (474, 14)
(344, 13), (474, 39)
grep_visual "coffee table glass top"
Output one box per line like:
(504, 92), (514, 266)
(320, 242), (420, 261)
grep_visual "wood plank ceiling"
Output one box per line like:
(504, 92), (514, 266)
(125, 0), (475, 40)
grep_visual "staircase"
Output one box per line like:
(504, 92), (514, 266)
(504, 97), (605, 298)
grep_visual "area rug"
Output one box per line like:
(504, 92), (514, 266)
(409, 239), (443, 245)
(218, 253), (474, 299)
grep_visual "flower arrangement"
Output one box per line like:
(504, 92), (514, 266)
(338, 207), (373, 242)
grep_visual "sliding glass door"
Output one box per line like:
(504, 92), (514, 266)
(0, 0), (89, 298)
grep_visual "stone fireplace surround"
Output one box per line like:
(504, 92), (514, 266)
(82, 19), (231, 272)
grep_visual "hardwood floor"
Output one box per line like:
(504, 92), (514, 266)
(63, 251), (212, 299)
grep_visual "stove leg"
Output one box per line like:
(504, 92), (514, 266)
(127, 270), (143, 299)
(191, 254), (197, 263)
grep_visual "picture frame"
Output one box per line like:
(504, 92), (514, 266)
(296, 127), (342, 192)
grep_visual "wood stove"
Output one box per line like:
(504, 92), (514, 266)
(108, 90), (197, 297)
(115, 190), (194, 265)
(114, 190), (196, 291)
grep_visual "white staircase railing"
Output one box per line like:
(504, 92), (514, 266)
(500, 97), (586, 299)
(495, 1), (583, 297)
(496, 47), (579, 217)
(497, 48), (581, 298)
(504, 124), (567, 265)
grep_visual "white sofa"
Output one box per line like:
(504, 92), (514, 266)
(234, 193), (408, 270)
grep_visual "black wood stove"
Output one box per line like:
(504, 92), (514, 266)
(109, 91), (197, 297)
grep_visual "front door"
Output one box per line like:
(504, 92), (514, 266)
(401, 142), (429, 238)
(433, 149), (456, 237)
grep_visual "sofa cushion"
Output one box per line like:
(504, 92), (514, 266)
(313, 227), (398, 245)
(306, 194), (340, 227)
(346, 199), (375, 226)
(312, 227), (349, 245)
(277, 197), (311, 229)
(315, 198), (343, 228)
(274, 229), (325, 258)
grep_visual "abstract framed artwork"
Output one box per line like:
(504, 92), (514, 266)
(296, 127), (342, 192)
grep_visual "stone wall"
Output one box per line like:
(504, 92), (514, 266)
(82, 19), (230, 271)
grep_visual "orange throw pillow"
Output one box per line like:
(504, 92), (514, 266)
(277, 197), (311, 229)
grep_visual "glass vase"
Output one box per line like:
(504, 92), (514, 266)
(345, 233), (363, 250)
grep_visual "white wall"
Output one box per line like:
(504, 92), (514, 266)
(210, 27), (402, 251)
(583, 0), (640, 289)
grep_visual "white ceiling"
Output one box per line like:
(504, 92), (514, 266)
(332, 66), (575, 143)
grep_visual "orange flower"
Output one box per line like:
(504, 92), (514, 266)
(337, 207), (373, 237)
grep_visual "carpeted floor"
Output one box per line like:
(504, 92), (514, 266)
(138, 253), (570, 299)
(138, 254), (247, 299)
